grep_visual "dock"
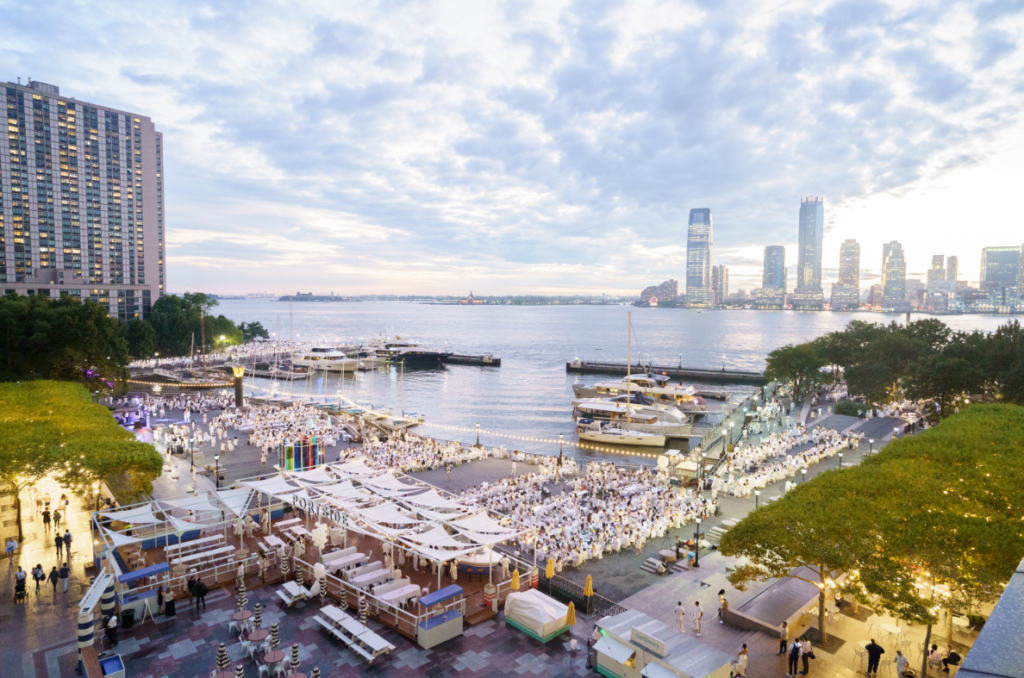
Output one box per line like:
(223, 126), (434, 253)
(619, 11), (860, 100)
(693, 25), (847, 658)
(566, 360), (765, 385)
(443, 354), (501, 367)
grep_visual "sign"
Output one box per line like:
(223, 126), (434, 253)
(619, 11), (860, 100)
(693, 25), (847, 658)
(630, 627), (667, 657)
(292, 496), (344, 524)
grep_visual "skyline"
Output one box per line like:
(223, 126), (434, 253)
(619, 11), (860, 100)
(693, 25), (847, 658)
(3, 0), (1023, 295)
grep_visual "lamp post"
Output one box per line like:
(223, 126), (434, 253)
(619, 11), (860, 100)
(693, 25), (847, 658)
(476, 423), (480, 447)
(801, 468), (807, 483)
(729, 421), (735, 444)
(558, 434), (563, 467)
(754, 490), (760, 510)
(94, 482), (101, 512)
(693, 518), (702, 568)
(838, 452), (843, 469)
(215, 454), (220, 490)
(869, 438), (874, 455)
(232, 366), (245, 408)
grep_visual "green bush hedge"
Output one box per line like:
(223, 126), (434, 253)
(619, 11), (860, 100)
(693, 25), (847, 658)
(834, 400), (867, 417)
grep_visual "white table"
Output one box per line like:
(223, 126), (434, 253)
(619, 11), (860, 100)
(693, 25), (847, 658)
(166, 535), (223, 557)
(264, 535), (286, 549)
(352, 568), (390, 589)
(171, 545), (236, 567)
(275, 518), (302, 528)
(880, 623), (902, 641)
(326, 553), (365, 574)
(378, 584), (419, 607)
(289, 526), (312, 539)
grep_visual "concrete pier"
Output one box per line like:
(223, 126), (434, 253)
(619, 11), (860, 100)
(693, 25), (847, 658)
(566, 359), (765, 385)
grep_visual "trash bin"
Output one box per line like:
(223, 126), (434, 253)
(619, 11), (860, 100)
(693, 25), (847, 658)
(120, 608), (135, 630)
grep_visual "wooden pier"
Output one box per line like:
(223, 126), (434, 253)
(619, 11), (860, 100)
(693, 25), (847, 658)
(566, 360), (765, 385)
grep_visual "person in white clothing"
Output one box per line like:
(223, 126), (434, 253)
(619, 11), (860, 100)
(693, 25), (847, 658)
(675, 601), (685, 634)
(693, 601), (703, 636)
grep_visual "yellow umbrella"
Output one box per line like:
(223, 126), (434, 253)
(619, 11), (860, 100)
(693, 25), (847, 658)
(511, 569), (520, 591)
(545, 558), (555, 579)
(566, 601), (576, 626)
(584, 575), (593, 597)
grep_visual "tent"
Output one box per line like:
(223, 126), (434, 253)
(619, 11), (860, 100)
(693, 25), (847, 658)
(98, 505), (164, 524)
(504, 589), (570, 643)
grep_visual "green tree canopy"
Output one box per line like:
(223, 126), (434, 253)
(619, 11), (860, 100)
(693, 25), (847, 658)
(764, 342), (826, 399)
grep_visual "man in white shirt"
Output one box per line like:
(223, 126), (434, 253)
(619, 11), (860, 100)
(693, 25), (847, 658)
(675, 601), (685, 633)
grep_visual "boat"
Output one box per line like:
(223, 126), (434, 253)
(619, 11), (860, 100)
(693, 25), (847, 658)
(573, 402), (690, 436)
(292, 346), (358, 372)
(572, 393), (686, 420)
(572, 375), (709, 413)
(576, 419), (667, 447)
(362, 335), (450, 365)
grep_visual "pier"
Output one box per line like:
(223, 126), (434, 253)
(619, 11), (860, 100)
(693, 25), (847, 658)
(566, 359), (765, 385)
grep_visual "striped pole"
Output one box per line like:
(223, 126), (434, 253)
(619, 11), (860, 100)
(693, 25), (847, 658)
(339, 585), (347, 612)
(312, 667), (321, 678)
(290, 644), (300, 673)
(253, 602), (262, 628)
(296, 566), (304, 588)
(270, 622), (280, 648)
(234, 664), (244, 678)
(237, 580), (248, 610)
(77, 611), (95, 650)
(100, 578), (116, 618)
(319, 575), (326, 607)
(358, 596), (367, 625)
(216, 642), (230, 670)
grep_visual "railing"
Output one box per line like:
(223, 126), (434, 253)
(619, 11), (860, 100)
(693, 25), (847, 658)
(539, 573), (627, 616)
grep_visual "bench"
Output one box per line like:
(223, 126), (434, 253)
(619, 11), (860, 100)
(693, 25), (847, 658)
(312, 616), (375, 663)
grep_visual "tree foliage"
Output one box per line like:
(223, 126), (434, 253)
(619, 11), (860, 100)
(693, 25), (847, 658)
(147, 292), (243, 356)
(0, 381), (163, 539)
(0, 294), (129, 389)
(764, 343), (827, 399)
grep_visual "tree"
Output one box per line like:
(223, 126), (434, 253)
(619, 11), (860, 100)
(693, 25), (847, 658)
(845, 328), (925, 403)
(720, 472), (875, 643)
(0, 381), (163, 540)
(147, 292), (245, 356)
(764, 343), (826, 400)
(239, 321), (270, 342)
(904, 332), (986, 418)
(124, 318), (157, 359)
(987, 321), (1024, 405)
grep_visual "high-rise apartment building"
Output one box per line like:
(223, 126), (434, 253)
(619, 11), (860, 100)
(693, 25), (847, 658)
(796, 196), (824, 291)
(927, 255), (945, 284)
(946, 256), (958, 282)
(1020, 246), (1024, 293)
(762, 246), (786, 290)
(980, 246), (1021, 294)
(882, 241), (907, 307)
(837, 239), (859, 288)
(685, 208), (713, 307)
(1, 79), (164, 318)
(711, 265), (729, 306)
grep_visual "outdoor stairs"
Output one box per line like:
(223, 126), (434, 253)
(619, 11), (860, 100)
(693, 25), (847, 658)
(706, 526), (728, 544)
(640, 557), (693, 575)
(640, 558), (663, 574)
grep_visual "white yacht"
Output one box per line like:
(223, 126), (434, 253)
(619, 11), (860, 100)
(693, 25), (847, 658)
(573, 402), (691, 436)
(576, 419), (666, 447)
(292, 346), (358, 372)
(361, 335), (450, 365)
(572, 375), (709, 412)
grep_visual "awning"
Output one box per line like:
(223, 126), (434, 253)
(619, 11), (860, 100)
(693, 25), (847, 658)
(98, 505), (163, 524)
(594, 635), (636, 666)
(285, 467), (337, 485)
(642, 661), (684, 678)
(403, 525), (473, 549)
(159, 494), (223, 513)
(358, 472), (420, 495)
(102, 527), (144, 547)
(241, 476), (300, 496)
(329, 460), (378, 477)
(449, 512), (515, 534)
(353, 502), (423, 525)
(401, 489), (466, 510)
(169, 517), (209, 532)
(215, 488), (253, 516)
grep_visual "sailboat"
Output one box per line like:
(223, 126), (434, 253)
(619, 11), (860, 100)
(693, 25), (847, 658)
(576, 312), (667, 447)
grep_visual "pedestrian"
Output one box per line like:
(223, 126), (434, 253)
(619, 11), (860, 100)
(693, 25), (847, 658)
(35, 495), (43, 514)
(5, 537), (16, 564)
(59, 562), (70, 593)
(32, 564), (44, 593)
(55, 533), (64, 558)
(779, 621), (789, 655)
(942, 645), (962, 673)
(187, 576), (197, 607)
(693, 601), (703, 636)
(157, 585), (166, 615)
(48, 566), (59, 592)
(511, 461), (517, 477)
(732, 643), (748, 677)
(44, 494), (51, 513)
(675, 537), (683, 561)
(53, 509), (61, 530)
(787, 639), (801, 677)
(894, 650), (908, 678)
(42, 509), (51, 531)
(675, 601), (685, 634)
(446, 464), (452, 481)
(105, 614), (118, 647)
(63, 530), (73, 557)
(865, 639), (885, 675)
(800, 637), (814, 674)
(236, 562), (245, 589)
(195, 578), (209, 610)
(15, 566), (27, 585)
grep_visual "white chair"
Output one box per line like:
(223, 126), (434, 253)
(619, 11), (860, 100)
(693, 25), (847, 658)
(257, 664), (270, 678)
(228, 620), (241, 635)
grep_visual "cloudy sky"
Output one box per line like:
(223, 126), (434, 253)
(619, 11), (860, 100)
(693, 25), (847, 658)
(5, 0), (1023, 295)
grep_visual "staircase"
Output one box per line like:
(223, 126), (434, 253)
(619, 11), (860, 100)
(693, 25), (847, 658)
(706, 525), (728, 544)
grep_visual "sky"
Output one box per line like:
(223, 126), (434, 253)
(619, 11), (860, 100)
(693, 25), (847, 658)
(4, 0), (1024, 296)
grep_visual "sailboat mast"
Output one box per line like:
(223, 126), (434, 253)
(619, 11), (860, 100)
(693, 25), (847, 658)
(626, 312), (631, 432)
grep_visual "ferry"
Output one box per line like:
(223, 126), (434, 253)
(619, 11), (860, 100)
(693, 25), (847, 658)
(291, 346), (358, 372)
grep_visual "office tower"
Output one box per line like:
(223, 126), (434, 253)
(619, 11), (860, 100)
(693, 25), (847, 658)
(927, 255), (945, 284)
(0, 79), (164, 318)
(762, 246), (786, 290)
(882, 241), (906, 307)
(946, 256), (958, 282)
(837, 239), (860, 288)
(685, 208), (713, 307)
(1020, 246), (1024, 293)
(711, 265), (729, 306)
(870, 284), (884, 308)
(796, 196), (824, 291)
(979, 246), (1021, 293)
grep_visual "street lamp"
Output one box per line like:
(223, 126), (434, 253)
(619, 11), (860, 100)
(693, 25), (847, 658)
(838, 452), (843, 469)
(754, 490), (760, 510)
(893, 427), (899, 440)
(215, 454), (220, 489)
(476, 423), (480, 447)
(693, 518), (702, 568)
(801, 468), (807, 483)
(558, 434), (563, 467)
(94, 482), (100, 512)
(869, 438), (874, 455)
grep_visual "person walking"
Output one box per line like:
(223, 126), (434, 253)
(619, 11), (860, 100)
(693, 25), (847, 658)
(445, 464), (452, 481)
(42, 509), (51, 532)
(54, 533), (64, 558)
(47, 566), (59, 592)
(675, 601), (685, 634)
(53, 509), (62, 531)
(865, 639), (885, 675)
(732, 644), (748, 677)
(787, 639), (801, 677)
(63, 530), (73, 558)
(800, 638), (814, 675)
(693, 601), (703, 636)
(187, 576), (197, 607)
(894, 650), (908, 678)
(105, 614), (118, 648)
(779, 621), (789, 655)
(32, 564), (44, 593)
(59, 562), (70, 593)
(5, 537), (16, 564)
(717, 589), (728, 624)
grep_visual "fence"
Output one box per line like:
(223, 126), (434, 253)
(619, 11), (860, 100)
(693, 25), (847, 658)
(540, 573), (628, 617)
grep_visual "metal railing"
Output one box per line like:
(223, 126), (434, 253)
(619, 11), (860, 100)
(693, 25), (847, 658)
(540, 573), (628, 617)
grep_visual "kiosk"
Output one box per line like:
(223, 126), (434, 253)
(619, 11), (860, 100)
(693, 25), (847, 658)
(594, 610), (732, 678)
(417, 585), (464, 648)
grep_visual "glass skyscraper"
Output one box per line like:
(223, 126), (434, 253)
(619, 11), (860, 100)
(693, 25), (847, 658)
(882, 241), (906, 307)
(796, 196), (824, 292)
(762, 246), (786, 290)
(980, 246), (1021, 293)
(837, 239), (859, 288)
(946, 256), (958, 282)
(1, 79), (165, 318)
(685, 208), (713, 307)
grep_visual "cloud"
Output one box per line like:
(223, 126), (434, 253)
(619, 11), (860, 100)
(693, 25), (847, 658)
(4, 0), (1023, 294)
